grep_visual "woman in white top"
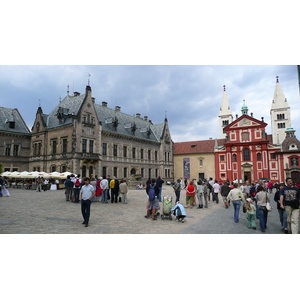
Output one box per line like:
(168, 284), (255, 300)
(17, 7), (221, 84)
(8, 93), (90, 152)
(256, 185), (269, 232)
(227, 183), (244, 223)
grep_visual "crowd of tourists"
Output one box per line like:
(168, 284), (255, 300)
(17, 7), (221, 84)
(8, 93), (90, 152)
(175, 176), (300, 234)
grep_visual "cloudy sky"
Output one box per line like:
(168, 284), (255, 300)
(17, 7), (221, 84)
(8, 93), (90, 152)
(0, 65), (299, 142)
(1, 2), (299, 143)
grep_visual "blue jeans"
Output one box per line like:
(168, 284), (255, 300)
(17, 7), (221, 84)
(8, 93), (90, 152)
(73, 187), (80, 202)
(158, 187), (162, 202)
(213, 193), (219, 203)
(278, 208), (287, 229)
(101, 189), (108, 203)
(232, 200), (241, 222)
(257, 206), (268, 231)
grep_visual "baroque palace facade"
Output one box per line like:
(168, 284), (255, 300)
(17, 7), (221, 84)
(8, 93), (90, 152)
(0, 85), (174, 182)
(174, 77), (300, 184)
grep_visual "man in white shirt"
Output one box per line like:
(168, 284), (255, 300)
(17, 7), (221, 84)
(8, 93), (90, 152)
(213, 180), (220, 204)
(80, 177), (95, 227)
(100, 176), (109, 203)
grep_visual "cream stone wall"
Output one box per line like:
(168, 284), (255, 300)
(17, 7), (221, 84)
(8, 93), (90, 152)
(174, 152), (215, 181)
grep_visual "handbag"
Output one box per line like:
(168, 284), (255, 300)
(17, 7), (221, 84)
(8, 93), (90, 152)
(266, 201), (272, 211)
(243, 204), (247, 213)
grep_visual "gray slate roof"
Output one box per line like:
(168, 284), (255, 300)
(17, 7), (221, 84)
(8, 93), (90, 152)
(94, 104), (164, 143)
(44, 92), (165, 143)
(0, 106), (30, 134)
(46, 94), (85, 128)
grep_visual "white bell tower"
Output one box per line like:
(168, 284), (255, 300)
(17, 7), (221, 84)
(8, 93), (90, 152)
(270, 76), (291, 145)
(218, 85), (233, 138)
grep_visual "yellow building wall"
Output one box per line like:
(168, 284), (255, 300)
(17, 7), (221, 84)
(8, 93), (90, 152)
(174, 153), (215, 181)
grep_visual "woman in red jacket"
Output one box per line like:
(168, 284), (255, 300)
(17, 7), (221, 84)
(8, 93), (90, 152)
(185, 181), (196, 208)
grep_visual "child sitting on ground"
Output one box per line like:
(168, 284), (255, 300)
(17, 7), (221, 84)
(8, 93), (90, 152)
(171, 200), (187, 223)
(245, 197), (256, 230)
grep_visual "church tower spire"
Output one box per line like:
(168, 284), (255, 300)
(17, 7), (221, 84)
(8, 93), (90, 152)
(218, 85), (233, 138)
(270, 76), (291, 145)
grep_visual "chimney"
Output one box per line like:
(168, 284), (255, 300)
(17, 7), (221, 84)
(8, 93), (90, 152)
(136, 113), (141, 118)
(115, 106), (121, 112)
(144, 116), (148, 121)
(74, 92), (80, 96)
(102, 101), (107, 107)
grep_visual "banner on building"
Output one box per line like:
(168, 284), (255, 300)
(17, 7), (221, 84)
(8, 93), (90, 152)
(183, 158), (190, 179)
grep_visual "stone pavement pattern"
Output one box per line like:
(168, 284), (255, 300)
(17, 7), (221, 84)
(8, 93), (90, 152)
(0, 186), (296, 234)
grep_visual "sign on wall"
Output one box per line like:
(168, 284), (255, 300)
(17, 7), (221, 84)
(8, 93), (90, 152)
(183, 158), (190, 179)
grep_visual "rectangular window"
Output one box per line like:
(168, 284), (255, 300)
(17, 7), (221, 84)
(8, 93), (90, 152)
(38, 143), (42, 156)
(141, 168), (144, 178)
(271, 153), (276, 159)
(5, 144), (11, 156)
(89, 140), (94, 153)
(148, 149), (151, 160)
(113, 167), (118, 177)
(52, 140), (57, 155)
(62, 139), (67, 154)
(242, 132), (249, 141)
(132, 147), (136, 159)
(220, 155), (225, 161)
(155, 168), (158, 178)
(155, 151), (158, 161)
(102, 143), (107, 155)
(113, 144), (118, 157)
(141, 149), (144, 159)
(82, 139), (87, 153)
(222, 120), (229, 126)
(13, 145), (19, 156)
(102, 167), (107, 178)
(123, 146), (127, 158)
(123, 167), (127, 178)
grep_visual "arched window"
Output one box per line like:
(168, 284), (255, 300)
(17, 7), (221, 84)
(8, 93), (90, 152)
(290, 157), (299, 167)
(243, 148), (250, 161)
(257, 153), (262, 161)
(233, 154), (237, 162)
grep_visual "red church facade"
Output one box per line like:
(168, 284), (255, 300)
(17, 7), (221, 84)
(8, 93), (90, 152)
(215, 114), (284, 183)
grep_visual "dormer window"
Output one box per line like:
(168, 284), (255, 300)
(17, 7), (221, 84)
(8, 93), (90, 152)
(289, 144), (298, 151)
(9, 121), (15, 129)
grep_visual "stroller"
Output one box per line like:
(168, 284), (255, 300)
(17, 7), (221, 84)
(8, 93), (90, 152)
(161, 196), (173, 220)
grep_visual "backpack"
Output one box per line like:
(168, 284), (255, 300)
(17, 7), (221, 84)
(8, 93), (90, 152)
(148, 185), (156, 201)
(75, 178), (81, 187)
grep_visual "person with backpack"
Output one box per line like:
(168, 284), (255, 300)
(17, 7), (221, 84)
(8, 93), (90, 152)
(73, 174), (82, 203)
(220, 181), (231, 209)
(145, 179), (160, 220)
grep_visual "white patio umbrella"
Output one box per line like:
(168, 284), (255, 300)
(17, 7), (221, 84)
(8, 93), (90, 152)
(48, 171), (61, 178)
(1, 171), (12, 177)
(25, 171), (47, 179)
(20, 171), (30, 178)
(57, 172), (72, 179)
(36, 171), (50, 179)
(11, 171), (21, 178)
